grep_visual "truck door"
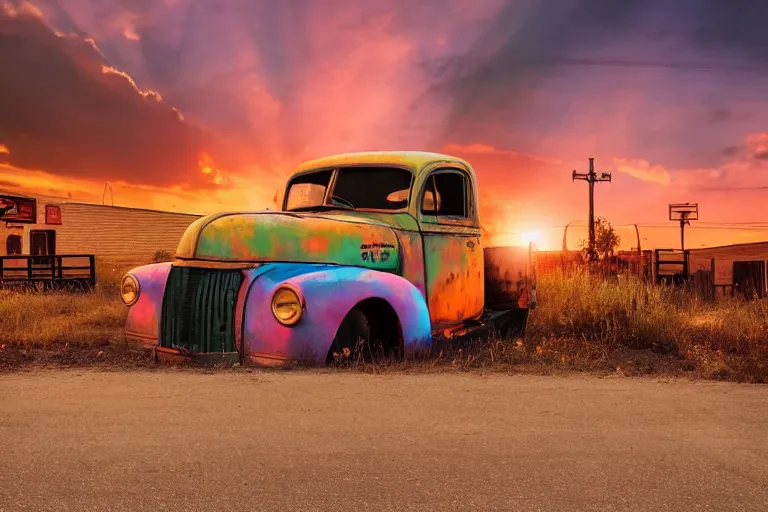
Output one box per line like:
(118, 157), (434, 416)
(420, 168), (483, 331)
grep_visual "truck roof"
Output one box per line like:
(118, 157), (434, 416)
(292, 151), (472, 175)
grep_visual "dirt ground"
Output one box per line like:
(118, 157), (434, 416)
(1, 371), (767, 512)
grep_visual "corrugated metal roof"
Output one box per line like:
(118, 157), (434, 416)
(0, 190), (39, 201)
(59, 201), (204, 218)
(690, 241), (768, 253)
(0, 189), (206, 217)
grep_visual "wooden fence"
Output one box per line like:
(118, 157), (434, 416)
(535, 250), (653, 280)
(532, 249), (768, 301)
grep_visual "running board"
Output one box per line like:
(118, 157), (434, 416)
(438, 308), (530, 343)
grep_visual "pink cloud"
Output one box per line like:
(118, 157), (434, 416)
(612, 157), (671, 185)
(442, 143), (562, 165)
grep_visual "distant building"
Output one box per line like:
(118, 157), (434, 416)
(0, 192), (203, 265)
(689, 241), (768, 286)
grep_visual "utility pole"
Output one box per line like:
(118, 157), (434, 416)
(669, 203), (698, 279)
(102, 183), (114, 206)
(572, 157), (611, 261)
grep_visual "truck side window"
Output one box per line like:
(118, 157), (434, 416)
(421, 171), (468, 218)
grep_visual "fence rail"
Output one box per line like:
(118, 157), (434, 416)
(0, 254), (96, 290)
(535, 249), (768, 301)
(535, 250), (654, 281)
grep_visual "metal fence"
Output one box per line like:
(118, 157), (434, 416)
(0, 254), (96, 290)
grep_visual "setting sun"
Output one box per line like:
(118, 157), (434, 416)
(518, 229), (545, 249)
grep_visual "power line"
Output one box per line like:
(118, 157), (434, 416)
(518, 57), (768, 74)
(637, 222), (768, 227)
(563, 220), (768, 229)
(489, 223), (768, 235)
(640, 226), (768, 231)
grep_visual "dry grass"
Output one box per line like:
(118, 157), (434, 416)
(1, 263), (767, 382)
(521, 270), (768, 382)
(0, 259), (129, 348)
(331, 270), (768, 382)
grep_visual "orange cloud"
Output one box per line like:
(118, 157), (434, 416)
(1, 1), (42, 18)
(0, 10), (231, 190)
(110, 11), (141, 41)
(6, 0), (768, 253)
(746, 133), (768, 149)
(0, 144), (9, 155)
(83, 37), (108, 60)
(0, 161), (277, 215)
(197, 152), (225, 186)
(746, 133), (768, 159)
(612, 158), (671, 185)
(101, 62), (188, 120)
(101, 65), (164, 103)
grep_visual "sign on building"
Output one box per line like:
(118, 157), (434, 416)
(45, 204), (62, 225)
(0, 194), (37, 223)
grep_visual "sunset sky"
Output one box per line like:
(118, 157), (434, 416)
(2, 0), (768, 250)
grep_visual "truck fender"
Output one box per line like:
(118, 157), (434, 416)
(240, 264), (432, 364)
(123, 262), (173, 345)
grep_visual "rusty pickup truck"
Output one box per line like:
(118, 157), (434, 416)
(121, 151), (537, 365)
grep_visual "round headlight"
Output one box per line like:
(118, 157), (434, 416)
(271, 286), (303, 326)
(120, 274), (140, 306)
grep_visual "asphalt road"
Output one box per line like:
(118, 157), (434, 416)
(1, 371), (766, 512)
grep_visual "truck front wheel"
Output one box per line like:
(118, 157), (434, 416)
(327, 307), (371, 364)
(327, 301), (400, 365)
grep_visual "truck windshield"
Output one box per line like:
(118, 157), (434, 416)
(285, 166), (413, 212)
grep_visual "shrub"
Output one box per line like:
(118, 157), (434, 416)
(152, 250), (173, 263)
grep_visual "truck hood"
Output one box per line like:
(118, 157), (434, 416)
(175, 211), (408, 271)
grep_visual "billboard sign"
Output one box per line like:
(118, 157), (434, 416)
(45, 204), (62, 225)
(0, 194), (37, 224)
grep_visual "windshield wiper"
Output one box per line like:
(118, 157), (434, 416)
(329, 195), (355, 209)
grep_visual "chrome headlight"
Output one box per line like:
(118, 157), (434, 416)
(120, 274), (140, 306)
(271, 286), (303, 326)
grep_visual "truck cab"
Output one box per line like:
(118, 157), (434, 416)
(121, 151), (536, 365)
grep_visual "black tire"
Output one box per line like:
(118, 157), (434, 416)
(502, 309), (529, 340)
(327, 307), (373, 365)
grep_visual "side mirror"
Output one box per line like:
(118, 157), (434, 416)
(422, 190), (441, 212)
(386, 189), (409, 204)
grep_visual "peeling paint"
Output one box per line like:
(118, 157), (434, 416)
(123, 151), (533, 363)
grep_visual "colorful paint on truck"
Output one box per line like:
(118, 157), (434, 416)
(121, 151), (536, 365)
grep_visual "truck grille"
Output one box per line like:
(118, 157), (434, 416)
(160, 267), (244, 353)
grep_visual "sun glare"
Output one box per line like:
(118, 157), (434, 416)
(519, 229), (544, 248)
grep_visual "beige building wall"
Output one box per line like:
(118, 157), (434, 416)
(1, 193), (203, 265)
(55, 203), (202, 265)
(689, 242), (768, 285)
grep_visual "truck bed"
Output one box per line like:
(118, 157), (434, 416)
(483, 244), (537, 310)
